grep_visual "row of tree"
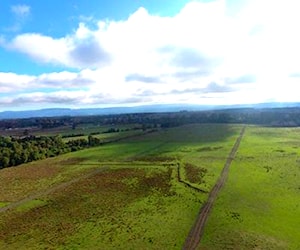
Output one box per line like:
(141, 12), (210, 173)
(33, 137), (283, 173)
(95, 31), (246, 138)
(2, 107), (300, 131)
(0, 135), (102, 169)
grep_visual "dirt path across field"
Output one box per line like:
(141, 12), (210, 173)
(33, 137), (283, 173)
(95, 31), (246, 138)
(0, 166), (109, 213)
(183, 126), (246, 250)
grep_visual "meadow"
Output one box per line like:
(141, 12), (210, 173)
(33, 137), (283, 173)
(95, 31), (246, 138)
(0, 124), (240, 249)
(200, 126), (300, 250)
(1, 124), (299, 249)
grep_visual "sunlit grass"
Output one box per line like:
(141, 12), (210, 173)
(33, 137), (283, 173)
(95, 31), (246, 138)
(0, 123), (241, 249)
(200, 126), (300, 250)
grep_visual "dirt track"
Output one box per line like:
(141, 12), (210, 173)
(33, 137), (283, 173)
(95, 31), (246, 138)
(183, 126), (246, 250)
(0, 167), (109, 213)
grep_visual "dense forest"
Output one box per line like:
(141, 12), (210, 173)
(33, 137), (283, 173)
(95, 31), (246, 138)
(0, 134), (103, 169)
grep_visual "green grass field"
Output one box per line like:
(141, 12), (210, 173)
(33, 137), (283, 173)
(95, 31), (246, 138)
(199, 126), (300, 250)
(0, 124), (241, 249)
(62, 128), (144, 143)
(1, 124), (299, 249)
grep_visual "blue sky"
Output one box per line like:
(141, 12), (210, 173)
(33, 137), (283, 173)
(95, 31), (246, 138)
(0, 0), (300, 111)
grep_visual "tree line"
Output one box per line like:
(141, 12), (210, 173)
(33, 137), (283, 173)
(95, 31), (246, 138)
(2, 107), (300, 169)
(0, 135), (102, 169)
(2, 107), (300, 131)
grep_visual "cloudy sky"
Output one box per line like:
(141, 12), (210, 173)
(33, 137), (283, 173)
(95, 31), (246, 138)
(0, 0), (300, 111)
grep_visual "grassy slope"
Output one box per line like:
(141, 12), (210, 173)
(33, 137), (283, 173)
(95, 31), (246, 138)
(0, 124), (241, 249)
(200, 126), (300, 250)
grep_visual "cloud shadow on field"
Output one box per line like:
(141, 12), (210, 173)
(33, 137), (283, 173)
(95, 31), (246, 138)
(127, 124), (242, 145)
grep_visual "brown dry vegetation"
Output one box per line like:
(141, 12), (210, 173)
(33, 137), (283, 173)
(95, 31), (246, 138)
(184, 163), (207, 184)
(0, 168), (174, 248)
(0, 160), (61, 202)
(0, 157), (91, 203)
(130, 155), (177, 162)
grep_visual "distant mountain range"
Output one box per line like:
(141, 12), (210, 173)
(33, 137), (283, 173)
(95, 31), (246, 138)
(0, 102), (300, 120)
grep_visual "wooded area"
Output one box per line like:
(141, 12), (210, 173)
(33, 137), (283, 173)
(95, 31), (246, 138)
(0, 135), (103, 169)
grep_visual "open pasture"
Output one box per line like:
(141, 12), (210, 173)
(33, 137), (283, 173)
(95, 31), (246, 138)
(200, 126), (300, 250)
(0, 123), (241, 249)
(62, 128), (144, 143)
(2, 124), (299, 249)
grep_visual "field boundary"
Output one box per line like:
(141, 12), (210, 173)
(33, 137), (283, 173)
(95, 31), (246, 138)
(0, 158), (209, 213)
(177, 164), (208, 193)
(76, 161), (208, 194)
(183, 126), (246, 250)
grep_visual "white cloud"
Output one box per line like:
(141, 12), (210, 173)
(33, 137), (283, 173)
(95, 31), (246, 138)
(5, 24), (111, 69)
(8, 34), (69, 64)
(0, 72), (34, 92)
(1, 0), (300, 109)
(11, 4), (31, 18)
(0, 70), (94, 94)
(6, 4), (31, 32)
